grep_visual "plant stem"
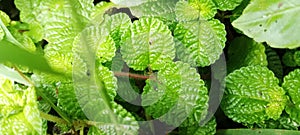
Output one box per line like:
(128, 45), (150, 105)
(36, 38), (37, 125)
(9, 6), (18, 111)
(36, 88), (72, 124)
(114, 71), (150, 80)
(40, 111), (68, 125)
(14, 66), (72, 124)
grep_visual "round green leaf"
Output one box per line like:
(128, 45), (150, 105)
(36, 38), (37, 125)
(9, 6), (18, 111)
(121, 17), (175, 70)
(232, 0), (300, 49)
(142, 61), (208, 126)
(222, 66), (287, 125)
(174, 19), (226, 67)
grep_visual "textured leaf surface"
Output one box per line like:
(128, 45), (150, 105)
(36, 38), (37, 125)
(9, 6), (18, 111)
(15, 0), (94, 73)
(0, 10), (10, 41)
(283, 69), (300, 123)
(175, 0), (217, 21)
(227, 36), (267, 73)
(121, 17), (175, 70)
(254, 114), (300, 130)
(179, 117), (216, 135)
(222, 66), (287, 124)
(73, 25), (139, 135)
(232, 0), (300, 48)
(0, 78), (42, 134)
(265, 46), (283, 80)
(142, 61), (208, 126)
(130, 0), (178, 21)
(212, 0), (243, 11)
(102, 13), (131, 48)
(57, 82), (86, 119)
(174, 19), (226, 67)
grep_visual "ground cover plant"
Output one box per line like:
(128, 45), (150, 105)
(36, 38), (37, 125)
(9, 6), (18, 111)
(0, 0), (300, 134)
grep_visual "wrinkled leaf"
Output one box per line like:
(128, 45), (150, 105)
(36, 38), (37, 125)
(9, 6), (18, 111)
(174, 19), (226, 67)
(222, 66), (287, 125)
(130, 0), (178, 21)
(282, 69), (300, 123)
(121, 17), (175, 70)
(0, 78), (42, 134)
(212, 0), (243, 11)
(142, 61), (208, 126)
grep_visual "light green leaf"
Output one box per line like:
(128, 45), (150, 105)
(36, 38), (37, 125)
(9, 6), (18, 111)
(0, 78), (42, 134)
(90, 1), (116, 25)
(15, 0), (94, 73)
(0, 40), (57, 74)
(282, 69), (300, 123)
(222, 66), (287, 125)
(174, 19), (226, 67)
(0, 64), (30, 85)
(232, 0), (300, 49)
(175, 0), (217, 21)
(88, 126), (105, 135)
(111, 0), (148, 7)
(0, 10), (10, 41)
(227, 36), (267, 73)
(212, 0), (243, 11)
(142, 61), (208, 126)
(120, 17), (175, 70)
(73, 25), (139, 135)
(130, 0), (178, 21)
(102, 13), (131, 48)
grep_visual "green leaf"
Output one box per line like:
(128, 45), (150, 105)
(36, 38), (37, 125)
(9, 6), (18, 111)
(232, 0), (300, 49)
(175, 0), (217, 21)
(130, 0), (178, 21)
(230, 0), (250, 22)
(227, 36), (267, 73)
(265, 46), (283, 81)
(111, 0), (148, 7)
(0, 64), (30, 85)
(57, 82), (86, 119)
(179, 117), (216, 135)
(0, 40), (57, 74)
(90, 1), (116, 25)
(212, 0), (243, 11)
(222, 66), (287, 125)
(282, 69), (300, 123)
(254, 114), (300, 130)
(120, 17), (175, 70)
(0, 78), (42, 134)
(142, 61), (208, 126)
(102, 13), (131, 48)
(0, 10), (10, 41)
(88, 126), (105, 135)
(15, 0), (94, 74)
(73, 25), (139, 134)
(216, 129), (300, 135)
(174, 19), (226, 67)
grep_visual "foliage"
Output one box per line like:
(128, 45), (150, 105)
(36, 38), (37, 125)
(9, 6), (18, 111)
(0, 0), (299, 134)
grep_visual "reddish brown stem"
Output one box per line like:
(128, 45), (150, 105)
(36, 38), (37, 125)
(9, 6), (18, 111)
(113, 71), (150, 80)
